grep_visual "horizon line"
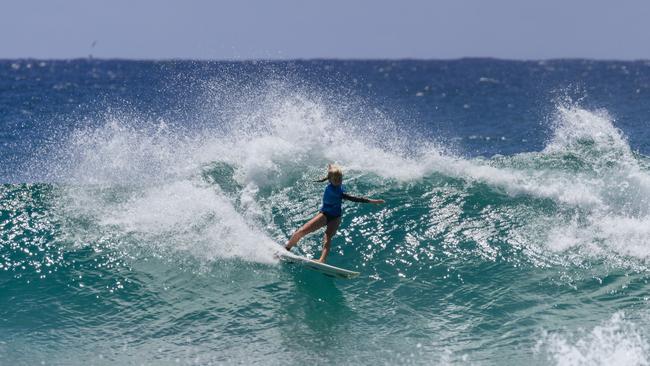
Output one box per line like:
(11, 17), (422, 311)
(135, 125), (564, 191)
(2, 56), (650, 63)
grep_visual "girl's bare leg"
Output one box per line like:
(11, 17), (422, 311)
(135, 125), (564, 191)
(318, 217), (341, 263)
(285, 213), (327, 251)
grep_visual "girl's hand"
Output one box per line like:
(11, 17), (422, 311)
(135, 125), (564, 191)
(371, 199), (385, 204)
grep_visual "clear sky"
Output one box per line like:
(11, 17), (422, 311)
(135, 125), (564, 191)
(1, 0), (649, 60)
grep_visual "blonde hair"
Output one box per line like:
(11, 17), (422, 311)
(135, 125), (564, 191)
(316, 164), (343, 184)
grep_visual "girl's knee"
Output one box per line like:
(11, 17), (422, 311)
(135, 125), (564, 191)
(294, 230), (306, 239)
(325, 228), (338, 238)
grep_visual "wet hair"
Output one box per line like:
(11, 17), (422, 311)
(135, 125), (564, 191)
(315, 164), (343, 184)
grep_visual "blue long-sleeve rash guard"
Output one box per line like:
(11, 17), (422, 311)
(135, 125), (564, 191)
(320, 183), (370, 217)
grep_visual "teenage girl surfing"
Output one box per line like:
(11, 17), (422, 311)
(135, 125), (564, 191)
(285, 164), (384, 263)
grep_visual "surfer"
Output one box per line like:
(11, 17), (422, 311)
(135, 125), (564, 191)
(285, 164), (384, 263)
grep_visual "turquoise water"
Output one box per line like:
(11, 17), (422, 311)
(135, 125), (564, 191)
(1, 60), (649, 365)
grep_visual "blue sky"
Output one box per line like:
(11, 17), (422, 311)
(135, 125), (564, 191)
(1, 0), (649, 60)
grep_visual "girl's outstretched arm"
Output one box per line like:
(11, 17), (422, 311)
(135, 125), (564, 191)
(342, 193), (385, 204)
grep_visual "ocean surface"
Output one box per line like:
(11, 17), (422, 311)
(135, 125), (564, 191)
(1, 59), (649, 365)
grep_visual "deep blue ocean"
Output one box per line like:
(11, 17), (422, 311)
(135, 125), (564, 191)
(1, 59), (649, 365)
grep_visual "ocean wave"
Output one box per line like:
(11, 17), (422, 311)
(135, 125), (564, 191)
(6, 78), (648, 276)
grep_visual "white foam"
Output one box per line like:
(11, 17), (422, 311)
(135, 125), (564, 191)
(196, 91), (437, 185)
(544, 106), (631, 157)
(542, 214), (650, 262)
(536, 313), (650, 366)
(49, 113), (283, 264)
(435, 157), (605, 207)
(99, 181), (278, 264)
(46, 85), (650, 267)
(522, 105), (650, 263)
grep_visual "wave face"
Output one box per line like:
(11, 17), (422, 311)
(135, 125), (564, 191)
(1, 59), (650, 365)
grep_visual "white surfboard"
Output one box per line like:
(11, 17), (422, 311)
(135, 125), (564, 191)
(276, 250), (360, 279)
